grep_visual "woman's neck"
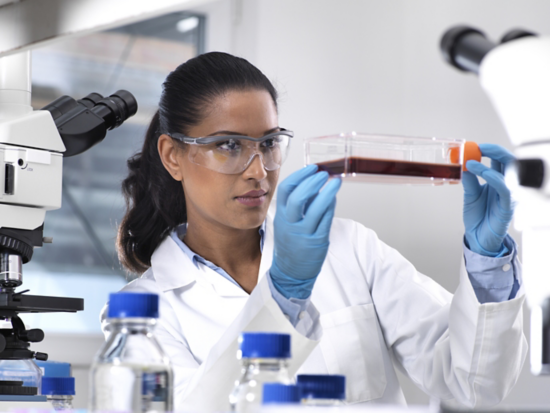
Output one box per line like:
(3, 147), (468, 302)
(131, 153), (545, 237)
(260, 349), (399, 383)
(183, 218), (262, 294)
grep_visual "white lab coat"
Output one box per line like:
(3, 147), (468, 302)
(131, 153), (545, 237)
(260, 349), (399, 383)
(104, 208), (527, 412)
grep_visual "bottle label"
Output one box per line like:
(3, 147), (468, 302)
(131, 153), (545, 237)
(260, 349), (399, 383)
(92, 364), (172, 412)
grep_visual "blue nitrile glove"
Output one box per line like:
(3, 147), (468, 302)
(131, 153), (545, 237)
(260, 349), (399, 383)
(462, 143), (516, 257)
(270, 165), (342, 299)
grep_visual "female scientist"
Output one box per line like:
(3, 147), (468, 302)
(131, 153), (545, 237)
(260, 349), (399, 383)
(105, 52), (526, 411)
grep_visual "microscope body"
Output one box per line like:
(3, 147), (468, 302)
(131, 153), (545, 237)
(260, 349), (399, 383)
(0, 49), (136, 396)
(0, 52), (65, 233)
(442, 28), (550, 375)
(0, 111), (64, 231)
(478, 37), (550, 375)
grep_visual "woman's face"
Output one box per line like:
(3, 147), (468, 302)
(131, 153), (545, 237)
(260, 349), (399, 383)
(160, 89), (280, 231)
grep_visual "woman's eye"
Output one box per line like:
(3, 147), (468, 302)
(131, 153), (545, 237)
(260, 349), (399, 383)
(261, 137), (280, 149)
(216, 139), (241, 151)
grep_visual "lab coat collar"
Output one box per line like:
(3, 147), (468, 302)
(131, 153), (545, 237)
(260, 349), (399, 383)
(259, 206), (275, 280)
(203, 209), (275, 297)
(150, 235), (198, 292)
(149, 205), (275, 295)
(170, 221), (267, 274)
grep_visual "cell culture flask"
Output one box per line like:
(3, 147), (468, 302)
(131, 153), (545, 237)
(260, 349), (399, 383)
(305, 133), (481, 185)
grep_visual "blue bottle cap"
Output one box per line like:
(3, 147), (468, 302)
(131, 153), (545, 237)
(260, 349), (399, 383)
(42, 377), (75, 396)
(297, 374), (346, 400)
(262, 383), (300, 404)
(35, 361), (71, 378)
(108, 292), (159, 318)
(239, 333), (291, 359)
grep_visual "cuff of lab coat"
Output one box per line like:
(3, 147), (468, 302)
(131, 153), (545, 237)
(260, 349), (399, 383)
(451, 259), (527, 407)
(267, 273), (311, 327)
(463, 235), (521, 304)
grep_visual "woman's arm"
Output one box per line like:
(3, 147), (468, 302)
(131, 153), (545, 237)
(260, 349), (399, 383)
(359, 223), (527, 408)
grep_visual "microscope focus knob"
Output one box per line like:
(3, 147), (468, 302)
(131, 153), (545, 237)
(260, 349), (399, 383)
(21, 329), (45, 343)
(34, 352), (48, 361)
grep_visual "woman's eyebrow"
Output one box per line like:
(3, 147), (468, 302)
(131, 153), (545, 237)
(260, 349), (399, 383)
(206, 127), (281, 137)
(263, 127), (282, 135)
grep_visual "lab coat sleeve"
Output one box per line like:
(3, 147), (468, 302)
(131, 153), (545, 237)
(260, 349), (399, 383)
(463, 235), (520, 303)
(357, 223), (527, 408)
(267, 272), (312, 326)
(102, 272), (321, 413)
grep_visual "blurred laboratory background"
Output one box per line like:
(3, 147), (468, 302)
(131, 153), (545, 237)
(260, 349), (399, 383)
(4, 0), (550, 409)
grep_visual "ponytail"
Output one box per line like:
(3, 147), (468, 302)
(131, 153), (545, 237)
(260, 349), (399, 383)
(117, 111), (186, 274)
(117, 52), (277, 274)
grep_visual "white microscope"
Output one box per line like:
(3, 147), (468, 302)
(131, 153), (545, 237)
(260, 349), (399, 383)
(0, 50), (137, 397)
(441, 26), (550, 376)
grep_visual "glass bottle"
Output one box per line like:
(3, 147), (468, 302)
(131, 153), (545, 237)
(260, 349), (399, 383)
(89, 292), (173, 412)
(297, 374), (346, 406)
(42, 376), (75, 411)
(229, 332), (292, 413)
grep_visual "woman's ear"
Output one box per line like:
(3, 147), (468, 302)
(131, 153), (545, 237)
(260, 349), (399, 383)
(158, 134), (183, 181)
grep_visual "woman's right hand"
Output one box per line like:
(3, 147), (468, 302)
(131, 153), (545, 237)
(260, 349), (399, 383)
(270, 165), (342, 299)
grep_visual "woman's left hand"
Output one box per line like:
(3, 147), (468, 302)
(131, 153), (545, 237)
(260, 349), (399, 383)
(462, 143), (516, 256)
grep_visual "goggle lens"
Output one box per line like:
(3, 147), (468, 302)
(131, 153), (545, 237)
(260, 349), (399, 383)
(186, 133), (291, 174)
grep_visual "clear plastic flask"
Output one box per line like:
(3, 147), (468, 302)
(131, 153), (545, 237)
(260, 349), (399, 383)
(42, 376), (75, 411)
(229, 332), (292, 413)
(297, 374), (346, 406)
(305, 133), (481, 185)
(89, 292), (173, 413)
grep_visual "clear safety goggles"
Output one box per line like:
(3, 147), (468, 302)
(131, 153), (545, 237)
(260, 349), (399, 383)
(168, 129), (293, 174)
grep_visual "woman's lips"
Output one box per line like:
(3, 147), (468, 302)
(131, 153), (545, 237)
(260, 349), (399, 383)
(235, 190), (267, 207)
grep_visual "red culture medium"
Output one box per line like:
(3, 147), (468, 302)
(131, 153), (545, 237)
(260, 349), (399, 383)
(317, 157), (462, 180)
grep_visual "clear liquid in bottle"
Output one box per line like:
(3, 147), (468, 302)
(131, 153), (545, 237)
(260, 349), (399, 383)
(92, 363), (171, 412)
(90, 292), (173, 413)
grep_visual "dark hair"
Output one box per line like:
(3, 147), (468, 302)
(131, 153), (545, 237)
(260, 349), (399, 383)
(117, 52), (278, 275)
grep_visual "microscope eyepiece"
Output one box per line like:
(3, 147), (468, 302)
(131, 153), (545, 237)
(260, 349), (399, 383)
(500, 28), (537, 44)
(41, 96), (81, 121)
(42, 90), (138, 157)
(510, 158), (545, 189)
(440, 25), (496, 74)
(77, 93), (103, 108)
(91, 90), (138, 131)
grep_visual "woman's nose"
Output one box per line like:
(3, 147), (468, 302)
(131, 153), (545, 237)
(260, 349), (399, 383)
(242, 153), (268, 180)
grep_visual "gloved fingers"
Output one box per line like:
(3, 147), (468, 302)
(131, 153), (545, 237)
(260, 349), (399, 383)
(276, 165), (318, 210)
(465, 160), (487, 178)
(285, 171), (330, 223)
(461, 169), (482, 200)
(302, 178), (342, 233)
(315, 197), (337, 236)
(467, 161), (513, 211)
(304, 193), (318, 215)
(479, 143), (516, 167)
(490, 158), (504, 174)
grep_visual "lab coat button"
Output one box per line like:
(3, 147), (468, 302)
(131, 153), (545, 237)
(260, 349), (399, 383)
(298, 311), (306, 320)
(502, 263), (511, 272)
